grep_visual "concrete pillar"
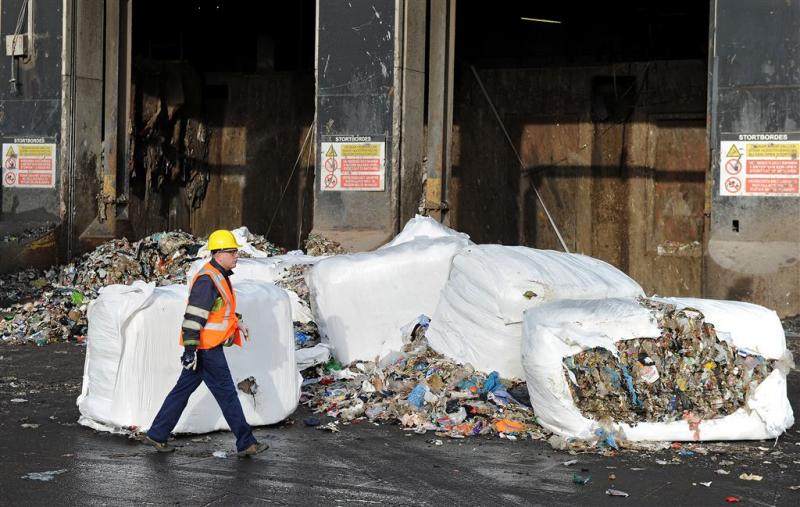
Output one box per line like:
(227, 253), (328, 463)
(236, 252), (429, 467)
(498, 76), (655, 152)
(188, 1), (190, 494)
(313, 0), (398, 251)
(706, 0), (800, 317)
(424, 0), (456, 224)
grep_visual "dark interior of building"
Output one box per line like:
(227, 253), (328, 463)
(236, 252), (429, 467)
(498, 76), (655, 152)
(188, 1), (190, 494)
(455, 1), (709, 68)
(449, 0), (710, 295)
(128, 0), (316, 248)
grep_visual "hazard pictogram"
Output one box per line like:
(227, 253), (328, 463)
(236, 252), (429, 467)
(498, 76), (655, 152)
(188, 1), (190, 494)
(325, 145), (337, 158)
(725, 177), (742, 193)
(324, 158), (338, 172)
(4, 171), (16, 186)
(726, 144), (741, 158)
(725, 158), (742, 175)
(324, 173), (338, 188)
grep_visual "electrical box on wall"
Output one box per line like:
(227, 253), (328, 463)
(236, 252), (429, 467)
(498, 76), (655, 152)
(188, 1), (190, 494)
(5, 34), (28, 56)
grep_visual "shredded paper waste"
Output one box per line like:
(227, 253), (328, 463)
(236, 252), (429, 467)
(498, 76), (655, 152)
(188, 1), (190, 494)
(1, 228), (282, 345)
(563, 299), (774, 424)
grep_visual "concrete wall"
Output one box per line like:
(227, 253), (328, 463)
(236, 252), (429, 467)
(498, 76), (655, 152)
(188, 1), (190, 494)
(0, 0), (64, 269)
(451, 60), (708, 297)
(707, 0), (800, 318)
(314, 0), (397, 250)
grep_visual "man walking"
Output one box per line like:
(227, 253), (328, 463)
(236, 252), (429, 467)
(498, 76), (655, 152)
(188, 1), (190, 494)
(144, 229), (268, 457)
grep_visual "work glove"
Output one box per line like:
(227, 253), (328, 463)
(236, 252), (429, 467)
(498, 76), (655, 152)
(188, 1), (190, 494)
(238, 321), (250, 342)
(181, 346), (197, 370)
(236, 313), (250, 341)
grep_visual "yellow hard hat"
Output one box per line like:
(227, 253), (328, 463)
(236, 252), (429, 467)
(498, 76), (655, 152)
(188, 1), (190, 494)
(207, 229), (242, 251)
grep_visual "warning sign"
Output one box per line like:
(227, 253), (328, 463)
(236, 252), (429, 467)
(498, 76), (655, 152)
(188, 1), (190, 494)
(319, 135), (385, 191)
(719, 133), (800, 196)
(2, 137), (57, 189)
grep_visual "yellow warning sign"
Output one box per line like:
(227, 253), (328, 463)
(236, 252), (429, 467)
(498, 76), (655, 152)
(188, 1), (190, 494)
(19, 145), (54, 157)
(747, 144), (800, 158)
(341, 144), (380, 157)
(325, 145), (337, 158)
(5, 145), (16, 158)
(726, 144), (740, 158)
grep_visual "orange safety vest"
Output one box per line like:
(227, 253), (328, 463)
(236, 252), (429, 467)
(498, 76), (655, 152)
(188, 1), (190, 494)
(180, 262), (241, 350)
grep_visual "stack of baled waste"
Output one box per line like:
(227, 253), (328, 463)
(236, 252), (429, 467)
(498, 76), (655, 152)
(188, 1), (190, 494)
(78, 281), (301, 434)
(521, 297), (794, 442)
(307, 217), (473, 365)
(426, 246), (645, 379)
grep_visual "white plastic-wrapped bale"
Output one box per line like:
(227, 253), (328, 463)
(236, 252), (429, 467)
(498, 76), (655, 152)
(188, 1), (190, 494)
(78, 280), (301, 434)
(379, 214), (473, 249)
(521, 297), (794, 442)
(426, 245), (645, 378)
(307, 236), (470, 365)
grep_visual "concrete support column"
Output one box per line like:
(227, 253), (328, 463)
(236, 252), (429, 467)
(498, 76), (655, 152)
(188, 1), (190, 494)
(424, 0), (456, 224)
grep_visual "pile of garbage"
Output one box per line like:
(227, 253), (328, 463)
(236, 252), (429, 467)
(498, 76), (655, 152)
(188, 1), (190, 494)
(563, 300), (775, 425)
(302, 326), (547, 441)
(1, 229), (283, 345)
(304, 233), (347, 257)
(0, 222), (56, 244)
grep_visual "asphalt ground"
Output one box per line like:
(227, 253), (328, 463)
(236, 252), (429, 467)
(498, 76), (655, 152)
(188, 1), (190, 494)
(1, 340), (799, 506)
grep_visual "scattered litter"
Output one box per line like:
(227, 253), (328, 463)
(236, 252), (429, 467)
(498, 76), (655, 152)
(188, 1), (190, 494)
(317, 422), (340, 433)
(563, 459), (578, 466)
(427, 439), (443, 446)
(739, 473), (763, 481)
(726, 497), (741, 503)
(301, 332), (544, 442)
(715, 469), (730, 475)
(22, 469), (67, 481)
(20, 423), (39, 429)
(699, 481), (712, 487)
(303, 417), (321, 427)
(212, 451), (227, 459)
(605, 488), (629, 497)
(608, 473), (616, 480)
(572, 473), (591, 485)
(10, 398), (27, 403)
(789, 485), (800, 491)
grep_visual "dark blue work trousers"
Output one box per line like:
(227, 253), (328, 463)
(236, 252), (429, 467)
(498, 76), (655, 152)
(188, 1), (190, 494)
(146, 345), (257, 452)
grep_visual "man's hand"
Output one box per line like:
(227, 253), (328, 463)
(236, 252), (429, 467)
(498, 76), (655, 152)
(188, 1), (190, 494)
(181, 347), (197, 370)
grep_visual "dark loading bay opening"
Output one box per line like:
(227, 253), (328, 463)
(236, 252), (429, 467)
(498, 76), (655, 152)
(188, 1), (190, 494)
(446, 0), (710, 297)
(128, 0), (316, 249)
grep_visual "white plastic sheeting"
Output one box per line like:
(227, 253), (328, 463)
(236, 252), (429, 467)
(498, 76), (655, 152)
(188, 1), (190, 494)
(78, 281), (301, 434)
(307, 237), (470, 365)
(426, 246), (645, 378)
(380, 215), (473, 249)
(521, 298), (794, 442)
(187, 253), (323, 323)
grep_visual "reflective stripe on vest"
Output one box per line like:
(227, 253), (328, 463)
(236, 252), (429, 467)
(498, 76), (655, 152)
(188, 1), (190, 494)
(183, 262), (240, 349)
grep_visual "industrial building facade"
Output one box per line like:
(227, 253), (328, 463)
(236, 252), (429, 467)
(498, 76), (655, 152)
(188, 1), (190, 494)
(0, 0), (797, 317)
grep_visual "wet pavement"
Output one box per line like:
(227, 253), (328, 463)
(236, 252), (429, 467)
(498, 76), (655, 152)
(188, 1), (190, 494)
(1, 340), (799, 506)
